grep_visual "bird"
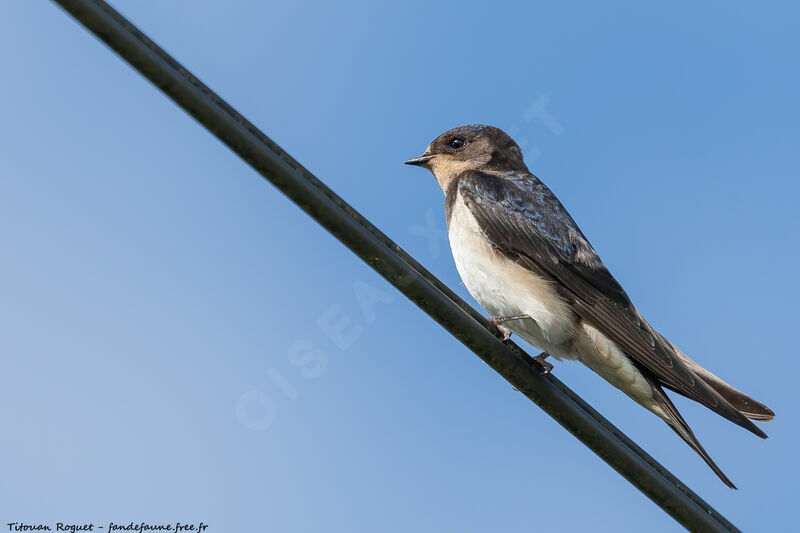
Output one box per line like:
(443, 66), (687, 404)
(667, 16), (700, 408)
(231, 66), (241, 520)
(404, 124), (774, 488)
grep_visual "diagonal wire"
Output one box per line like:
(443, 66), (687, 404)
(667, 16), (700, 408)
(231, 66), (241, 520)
(49, 1), (740, 531)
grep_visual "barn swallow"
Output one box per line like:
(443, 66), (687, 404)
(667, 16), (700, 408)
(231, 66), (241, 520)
(405, 124), (774, 488)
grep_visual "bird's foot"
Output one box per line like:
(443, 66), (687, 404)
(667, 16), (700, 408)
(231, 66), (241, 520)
(491, 322), (513, 340)
(488, 314), (532, 341)
(533, 352), (553, 374)
(513, 353), (553, 390)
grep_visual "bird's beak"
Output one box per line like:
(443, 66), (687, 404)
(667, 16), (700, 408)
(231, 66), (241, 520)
(404, 152), (434, 166)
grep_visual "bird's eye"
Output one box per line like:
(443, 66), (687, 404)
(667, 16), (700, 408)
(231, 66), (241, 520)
(449, 137), (466, 149)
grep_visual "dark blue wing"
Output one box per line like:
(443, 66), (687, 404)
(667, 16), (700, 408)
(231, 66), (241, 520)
(457, 170), (765, 437)
(457, 170), (630, 305)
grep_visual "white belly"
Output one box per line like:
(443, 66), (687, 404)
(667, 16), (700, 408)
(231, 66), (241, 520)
(447, 196), (578, 359)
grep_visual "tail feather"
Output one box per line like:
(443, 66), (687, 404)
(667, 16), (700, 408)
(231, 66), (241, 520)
(649, 379), (738, 489)
(670, 345), (775, 422)
(655, 332), (775, 424)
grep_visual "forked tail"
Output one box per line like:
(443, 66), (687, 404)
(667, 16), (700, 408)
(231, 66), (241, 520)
(648, 378), (738, 489)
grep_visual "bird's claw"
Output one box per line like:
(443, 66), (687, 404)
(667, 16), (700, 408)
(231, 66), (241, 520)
(534, 352), (553, 374)
(489, 319), (513, 340)
(511, 353), (552, 390)
(488, 314), (531, 341)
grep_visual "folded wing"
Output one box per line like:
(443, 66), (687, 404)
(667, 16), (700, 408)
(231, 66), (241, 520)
(457, 169), (768, 438)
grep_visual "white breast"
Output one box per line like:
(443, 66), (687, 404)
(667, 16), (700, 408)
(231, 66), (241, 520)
(447, 194), (578, 359)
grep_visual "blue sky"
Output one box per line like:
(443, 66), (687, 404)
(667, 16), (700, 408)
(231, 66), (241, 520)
(1, 1), (798, 531)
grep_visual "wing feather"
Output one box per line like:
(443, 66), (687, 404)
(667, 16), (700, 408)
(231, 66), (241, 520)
(457, 170), (765, 437)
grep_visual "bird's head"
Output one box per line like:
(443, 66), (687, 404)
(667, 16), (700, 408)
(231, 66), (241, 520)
(404, 124), (528, 190)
